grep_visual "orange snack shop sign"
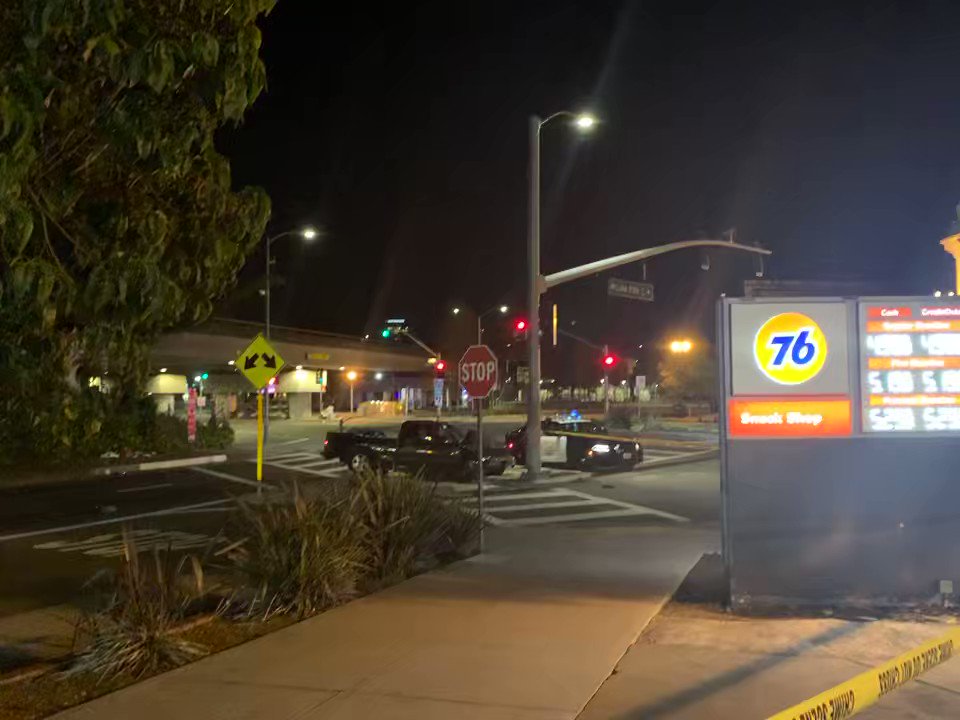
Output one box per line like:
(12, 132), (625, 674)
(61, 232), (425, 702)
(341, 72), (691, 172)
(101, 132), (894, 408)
(729, 398), (852, 437)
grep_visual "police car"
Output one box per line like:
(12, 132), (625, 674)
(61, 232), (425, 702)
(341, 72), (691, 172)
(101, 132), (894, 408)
(505, 412), (643, 470)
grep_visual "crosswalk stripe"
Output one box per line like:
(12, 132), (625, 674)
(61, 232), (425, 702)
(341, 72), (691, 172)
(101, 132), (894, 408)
(502, 508), (671, 526)
(484, 499), (609, 513)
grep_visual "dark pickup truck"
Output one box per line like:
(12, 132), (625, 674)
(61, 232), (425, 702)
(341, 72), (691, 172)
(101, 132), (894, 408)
(322, 420), (514, 482)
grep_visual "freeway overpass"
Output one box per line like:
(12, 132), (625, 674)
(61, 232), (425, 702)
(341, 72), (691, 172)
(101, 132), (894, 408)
(146, 319), (435, 418)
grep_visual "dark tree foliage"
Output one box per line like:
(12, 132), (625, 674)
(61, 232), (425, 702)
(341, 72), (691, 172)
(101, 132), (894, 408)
(0, 0), (275, 460)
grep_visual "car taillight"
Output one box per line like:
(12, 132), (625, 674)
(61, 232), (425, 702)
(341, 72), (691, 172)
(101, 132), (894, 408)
(507, 442), (514, 450)
(324, 439), (328, 445)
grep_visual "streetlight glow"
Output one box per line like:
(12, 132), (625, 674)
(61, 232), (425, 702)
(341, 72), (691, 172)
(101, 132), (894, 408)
(375, 372), (384, 381)
(346, 370), (358, 381)
(669, 339), (693, 353)
(574, 113), (597, 131)
(499, 305), (508, 314)
(301, 226), (318, 240)
(452, 307), (461, 315)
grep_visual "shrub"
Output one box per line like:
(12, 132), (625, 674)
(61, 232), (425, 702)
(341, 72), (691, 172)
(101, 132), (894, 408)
(351, 469), (450, 585)
(226, 489), (366, 618)
(606, 405), (636, 430)
(197, 415), (235, 450)
(68, 531), (207, 682)
(434, 500), (482, 559)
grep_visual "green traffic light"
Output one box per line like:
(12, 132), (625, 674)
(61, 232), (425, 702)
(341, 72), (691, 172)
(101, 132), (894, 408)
(201, 372), (209, 380)
(381, 329), (391, 338)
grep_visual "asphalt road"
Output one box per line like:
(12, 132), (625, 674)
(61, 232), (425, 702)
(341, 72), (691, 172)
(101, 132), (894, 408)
(0, 440), (718, 617)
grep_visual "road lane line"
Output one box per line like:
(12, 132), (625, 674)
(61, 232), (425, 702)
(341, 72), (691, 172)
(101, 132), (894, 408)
(0, 499), (233, 543)
(116, 483), (173, 494)
(277, 438), (310, 446)
(193, 467), (276, 489)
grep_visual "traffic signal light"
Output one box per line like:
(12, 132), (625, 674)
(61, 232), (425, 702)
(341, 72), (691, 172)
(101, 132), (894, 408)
(435, 360), (447, 375)
(381, 328), (391, 338)
(602, 354), (617, 368)
(515, 319), (527, 332)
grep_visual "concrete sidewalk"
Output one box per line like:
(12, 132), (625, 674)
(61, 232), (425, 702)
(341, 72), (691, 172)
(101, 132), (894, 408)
(53, 524), (713, 719)
(579, 558), (960, 719)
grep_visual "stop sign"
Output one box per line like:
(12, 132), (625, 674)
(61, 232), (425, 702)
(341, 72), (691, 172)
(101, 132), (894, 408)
(459, 344), (498, 399)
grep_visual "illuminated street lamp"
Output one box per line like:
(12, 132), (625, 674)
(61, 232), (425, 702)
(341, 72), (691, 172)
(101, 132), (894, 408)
(452, 304), (510, 344)
(345, 370), (358, 413)
(263, 224), (320, 442)
(526, 110), (598, 478)
(669, 339), (694, 353)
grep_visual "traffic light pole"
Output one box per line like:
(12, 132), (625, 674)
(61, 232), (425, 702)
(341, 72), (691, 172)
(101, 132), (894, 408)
(526, 115), (543, 481)
(526, 223), (771, 480)
(603, 344), (610, 416)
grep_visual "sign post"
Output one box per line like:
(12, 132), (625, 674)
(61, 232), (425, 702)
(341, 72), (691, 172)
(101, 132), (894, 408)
(237, 333), (286, 492)
(459, 344), (499, 553)
(187, 388), (197, 444)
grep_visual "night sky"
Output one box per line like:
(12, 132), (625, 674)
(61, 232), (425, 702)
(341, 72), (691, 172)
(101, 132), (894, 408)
(217, 0), (960, 362)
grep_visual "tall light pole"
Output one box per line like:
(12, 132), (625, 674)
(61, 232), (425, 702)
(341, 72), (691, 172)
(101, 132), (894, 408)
(263, 226), (318, 440)
(345, 370), (358, 413)
(527, 111), (596, 480)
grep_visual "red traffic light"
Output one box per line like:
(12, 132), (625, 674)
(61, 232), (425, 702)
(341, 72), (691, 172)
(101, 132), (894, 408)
(435, 360), (447, 372)
(514, 319), (527, 332)
(602, 354), (617, 367)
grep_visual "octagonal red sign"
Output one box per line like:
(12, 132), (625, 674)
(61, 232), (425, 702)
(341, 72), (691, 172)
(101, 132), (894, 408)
(459, 344), (498, 399)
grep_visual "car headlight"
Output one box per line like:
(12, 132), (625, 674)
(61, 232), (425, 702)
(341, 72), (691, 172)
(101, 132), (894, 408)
(590, 443), (611, 454)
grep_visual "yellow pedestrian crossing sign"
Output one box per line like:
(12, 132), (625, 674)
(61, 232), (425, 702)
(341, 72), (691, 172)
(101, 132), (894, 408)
(237, 334), (285, 390)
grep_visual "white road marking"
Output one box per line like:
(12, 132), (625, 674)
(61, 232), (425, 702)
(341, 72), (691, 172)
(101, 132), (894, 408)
(505, 508), (679, 526)
(461, 486), (689, 527)
(35, 529), (214, 556)
(116, 483), (173, 494)
(247, 452), (345, 478)
(0, 499), (233, 543)
(277, 438), (310, 446)
(193, 467), (276, 489)
(486, 499), (608, 513)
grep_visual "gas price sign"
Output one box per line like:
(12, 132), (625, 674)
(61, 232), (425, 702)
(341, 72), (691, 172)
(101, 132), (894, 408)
(860, 302), (960, 432)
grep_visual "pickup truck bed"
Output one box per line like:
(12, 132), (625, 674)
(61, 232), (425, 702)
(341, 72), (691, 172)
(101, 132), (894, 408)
(323, 421), (512, 481)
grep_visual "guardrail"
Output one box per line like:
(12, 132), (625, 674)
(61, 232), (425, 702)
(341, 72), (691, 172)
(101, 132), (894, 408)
(767, 628), (959, 719)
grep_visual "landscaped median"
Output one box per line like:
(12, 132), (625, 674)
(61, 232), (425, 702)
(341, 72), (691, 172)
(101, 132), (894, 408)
(0, 470), (480, 720)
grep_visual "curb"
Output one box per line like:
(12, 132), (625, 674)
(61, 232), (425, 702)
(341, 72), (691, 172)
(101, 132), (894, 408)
(93, 454), (228, 476)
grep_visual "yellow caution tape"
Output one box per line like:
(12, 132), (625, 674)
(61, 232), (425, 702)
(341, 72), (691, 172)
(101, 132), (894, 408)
(767, 627), (960, 720)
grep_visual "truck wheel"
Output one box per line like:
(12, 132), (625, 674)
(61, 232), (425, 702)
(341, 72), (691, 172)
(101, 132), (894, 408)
(350, 452), (372, 474)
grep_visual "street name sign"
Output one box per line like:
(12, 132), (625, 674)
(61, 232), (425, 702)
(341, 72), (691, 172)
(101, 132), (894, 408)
(608, 277), (654, 302)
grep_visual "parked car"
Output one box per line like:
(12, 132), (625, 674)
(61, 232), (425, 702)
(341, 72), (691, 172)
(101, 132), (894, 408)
(323, 420), (513, 481)
(505, 414), (642, 470)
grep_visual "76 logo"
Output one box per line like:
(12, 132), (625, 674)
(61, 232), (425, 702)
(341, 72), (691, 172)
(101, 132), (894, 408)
(767, 329), (818, 367)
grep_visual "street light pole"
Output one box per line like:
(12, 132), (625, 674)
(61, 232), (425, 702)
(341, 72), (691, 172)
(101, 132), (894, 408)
(527, 114), (542, 481)
(263, 226), (318, 442)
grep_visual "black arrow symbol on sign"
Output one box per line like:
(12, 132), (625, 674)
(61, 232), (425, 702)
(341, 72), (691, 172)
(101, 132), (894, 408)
(263, 354), (277, 369)
(244, 354), (259, 370)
